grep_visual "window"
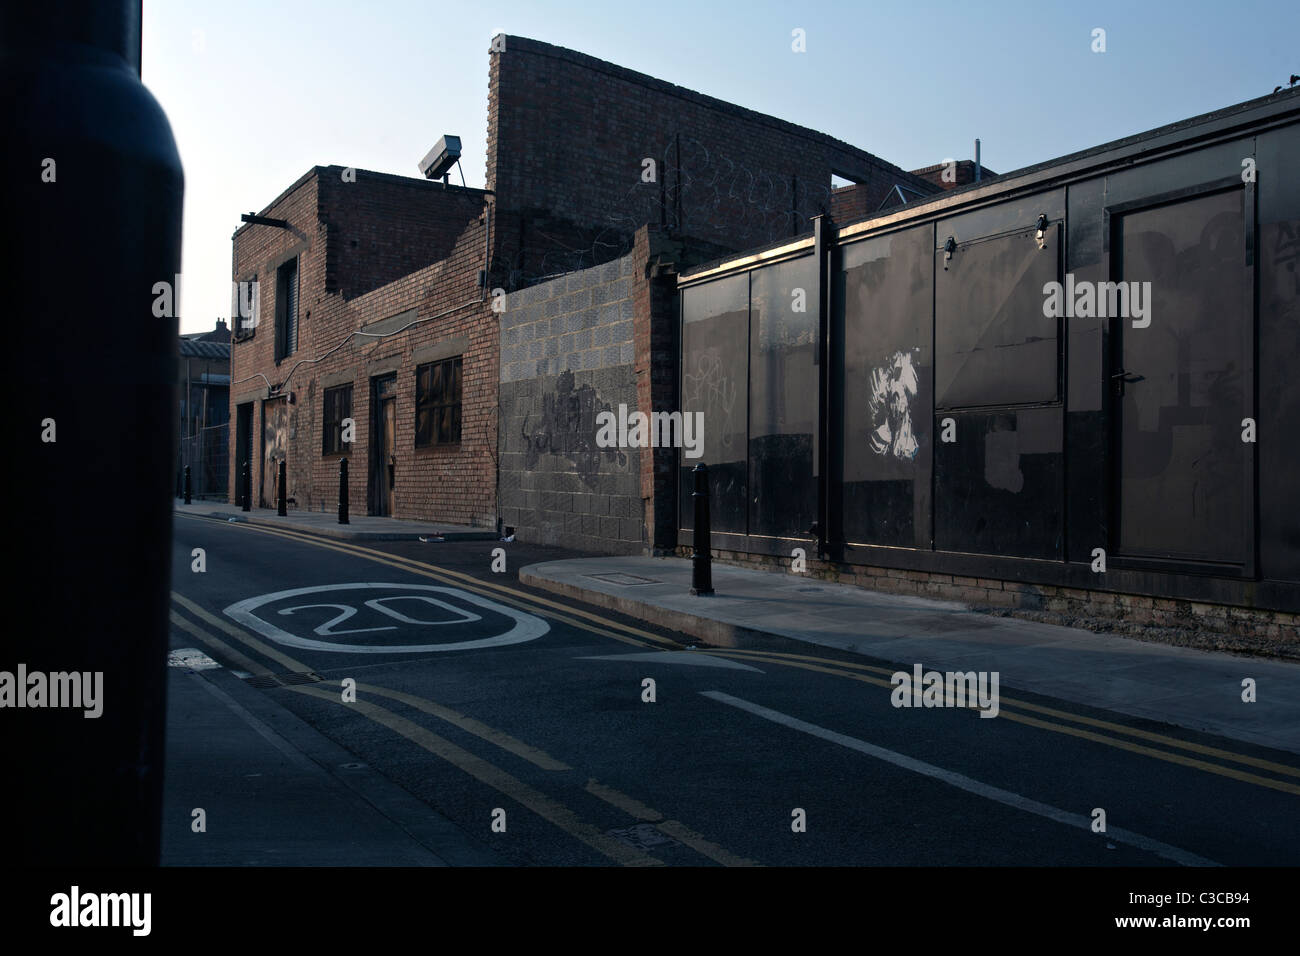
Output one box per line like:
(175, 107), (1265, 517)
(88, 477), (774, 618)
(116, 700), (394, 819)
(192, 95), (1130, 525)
(322, 384), (352, 455)
(934, 224), (1060, 409)
(233, 274), (258, 340)
(415, 356), (462, 447)
(275, 257), (299, 361)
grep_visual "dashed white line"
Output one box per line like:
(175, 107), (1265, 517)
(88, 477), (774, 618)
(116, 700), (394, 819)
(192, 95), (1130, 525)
(700, 690), (1219, 867)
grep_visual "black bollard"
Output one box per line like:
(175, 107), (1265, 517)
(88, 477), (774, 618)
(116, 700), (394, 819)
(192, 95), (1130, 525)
(277, 459), (287, 516)
(242, 459), (251, 512)
(690, 462), (714, 595)
(338, 457), (350, 524)
(183, 464), (191, 504)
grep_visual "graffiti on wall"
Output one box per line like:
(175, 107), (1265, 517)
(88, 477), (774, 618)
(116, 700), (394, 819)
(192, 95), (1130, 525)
(262, 398), (289, 506)
(682, 348), (739, 452)
(867, 350), (920, 460)
(521, 370), (627, 485)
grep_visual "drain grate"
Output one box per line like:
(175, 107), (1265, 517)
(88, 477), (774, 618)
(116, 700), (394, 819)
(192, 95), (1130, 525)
(606, 823), (678, 851)
(240, 672), (325, 689)
(277, 671), (326, 686)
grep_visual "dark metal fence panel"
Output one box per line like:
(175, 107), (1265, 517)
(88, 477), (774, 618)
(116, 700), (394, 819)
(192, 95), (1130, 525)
(748, 256), (819, 540)
(178, 422), (229, 499)
(836, 225), (934, 550)
(679, 273), (749, 535)
(677, 92), (1300, 610)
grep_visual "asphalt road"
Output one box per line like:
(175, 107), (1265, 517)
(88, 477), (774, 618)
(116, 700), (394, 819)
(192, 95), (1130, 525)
(166, 513), (1300, 866)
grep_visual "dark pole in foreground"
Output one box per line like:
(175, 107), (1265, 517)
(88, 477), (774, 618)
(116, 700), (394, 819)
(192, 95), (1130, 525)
(339, 457), (350, 524)
(5, 0), (181, 866)
(183, 464), (191, 504)
(690, 462), (714, 596)
(277, 459), (287, 516)
(242, 460), (251, 511)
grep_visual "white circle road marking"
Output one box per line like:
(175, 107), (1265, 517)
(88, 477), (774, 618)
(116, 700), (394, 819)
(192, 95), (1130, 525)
(223, 583), (549, 654)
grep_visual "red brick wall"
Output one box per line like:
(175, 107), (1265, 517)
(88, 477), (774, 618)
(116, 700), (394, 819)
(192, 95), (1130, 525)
(229, 167), (497, 525)
(487, 35), (935, 265)
(909, 159), (998, 190)
(228, 170), (321, 503)
(317, 167), (486, 299)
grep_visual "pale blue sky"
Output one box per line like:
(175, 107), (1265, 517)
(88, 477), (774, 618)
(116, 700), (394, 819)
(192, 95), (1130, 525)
(142, 0), (1299, 334)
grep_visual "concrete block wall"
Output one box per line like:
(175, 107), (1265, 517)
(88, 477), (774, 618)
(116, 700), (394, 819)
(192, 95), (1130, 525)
(498, 249), (644, 552)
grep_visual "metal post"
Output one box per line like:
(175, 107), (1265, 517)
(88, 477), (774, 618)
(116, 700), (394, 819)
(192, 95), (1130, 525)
(277, 459), (287, 516)
(6, 0), (181, 867)
(690, 462), (714, 596)
(183, 465), (191, 504)
(338, 457), (350, 524)
(242, 460), (251, 512)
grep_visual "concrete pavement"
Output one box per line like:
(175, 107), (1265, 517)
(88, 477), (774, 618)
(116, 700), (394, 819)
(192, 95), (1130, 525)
(520, 556), (1300, 756)
(174, 499), (499, 541)
(161, 652), (503, 866)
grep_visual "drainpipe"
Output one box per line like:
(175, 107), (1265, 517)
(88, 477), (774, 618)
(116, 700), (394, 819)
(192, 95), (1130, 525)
(812, 214), (836, 561)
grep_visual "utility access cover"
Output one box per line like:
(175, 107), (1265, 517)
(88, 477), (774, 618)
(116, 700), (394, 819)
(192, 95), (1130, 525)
(223, 583), (549, 654)
(585, 573), (661, 586)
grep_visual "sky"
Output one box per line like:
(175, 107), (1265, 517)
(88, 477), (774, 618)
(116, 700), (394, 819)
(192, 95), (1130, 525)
(141, 0), (1300, 335)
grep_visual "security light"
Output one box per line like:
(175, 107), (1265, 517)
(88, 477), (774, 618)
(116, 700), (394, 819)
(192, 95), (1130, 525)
(419, 135), (462, 181)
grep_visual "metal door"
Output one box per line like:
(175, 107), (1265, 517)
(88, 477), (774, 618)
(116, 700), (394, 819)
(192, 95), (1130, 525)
(1110, 186), (1252, 568)
(371, 374), (397, 516)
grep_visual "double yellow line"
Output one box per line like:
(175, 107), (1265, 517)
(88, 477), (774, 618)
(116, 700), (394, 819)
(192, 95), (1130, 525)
(168, 530), (757, 865)
(176, 514), (1300, 800)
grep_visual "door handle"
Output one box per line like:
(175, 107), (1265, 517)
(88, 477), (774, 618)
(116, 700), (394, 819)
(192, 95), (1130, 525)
(1111, 369), (1144, 397)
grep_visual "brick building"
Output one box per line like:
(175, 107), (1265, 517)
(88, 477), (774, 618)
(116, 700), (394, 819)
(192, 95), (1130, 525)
(229, 35), (932, 530)
(229, 165), (495, 521)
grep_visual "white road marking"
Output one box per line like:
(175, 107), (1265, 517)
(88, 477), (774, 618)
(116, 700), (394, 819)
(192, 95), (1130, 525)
(700, 690), (1220, 867)
(224, 583), (549, 654)
(580, 652), (764, 672)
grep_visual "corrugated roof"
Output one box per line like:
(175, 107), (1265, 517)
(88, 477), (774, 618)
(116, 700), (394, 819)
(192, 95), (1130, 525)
(179, 339), (231, 359)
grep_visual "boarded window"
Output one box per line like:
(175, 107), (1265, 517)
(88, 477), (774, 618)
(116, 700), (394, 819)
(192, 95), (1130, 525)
(935, 224), (1060, 408)
(322, 384), (352, 455)
(415, 357), (462, 447)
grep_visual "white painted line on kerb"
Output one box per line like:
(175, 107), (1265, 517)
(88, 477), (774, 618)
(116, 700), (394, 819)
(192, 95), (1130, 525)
(700, 690), (1220, 867)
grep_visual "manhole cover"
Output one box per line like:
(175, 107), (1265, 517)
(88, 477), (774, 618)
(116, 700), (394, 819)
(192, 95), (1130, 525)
(607, 823), (678, 850)
(586, 573), (661, 586)
(796, 587), (824, 593)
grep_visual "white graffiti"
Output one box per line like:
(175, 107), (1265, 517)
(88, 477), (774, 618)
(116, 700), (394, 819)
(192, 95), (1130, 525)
(867, 350), (919, 460)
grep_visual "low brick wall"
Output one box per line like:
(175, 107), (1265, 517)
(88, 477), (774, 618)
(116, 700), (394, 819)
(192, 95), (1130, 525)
(678, 547), (1300, 652)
